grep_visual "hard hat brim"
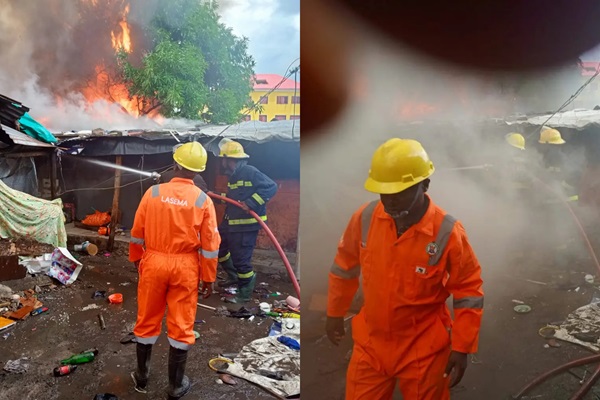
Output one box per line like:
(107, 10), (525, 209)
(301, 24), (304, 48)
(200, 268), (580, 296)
(218, 153), (250, 159)
(364, 176), (426, 194)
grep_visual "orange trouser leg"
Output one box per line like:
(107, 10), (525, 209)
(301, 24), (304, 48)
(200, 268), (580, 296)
(397, 346), (451, 400)
(165, 254), (200, 350)
(345, 342), (396, 400)
(134, 254), (169, 344)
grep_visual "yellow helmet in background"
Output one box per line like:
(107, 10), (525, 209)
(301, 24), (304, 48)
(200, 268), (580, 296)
(539, 127), (566, 145)
(219, 139), (250, 159)
(173, 141), (208, 172)
(364, 138), (435, 194)
(505, 133), (525, 150)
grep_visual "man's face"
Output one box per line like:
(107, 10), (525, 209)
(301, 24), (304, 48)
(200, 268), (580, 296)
(380, 183), (423, 218)
(221, 158), (235, 175)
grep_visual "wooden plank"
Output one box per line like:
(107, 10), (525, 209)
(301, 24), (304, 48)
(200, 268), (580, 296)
(107, 156), (122, 251)
(3, 151), (50, 158)
(50, 151), (57, 199)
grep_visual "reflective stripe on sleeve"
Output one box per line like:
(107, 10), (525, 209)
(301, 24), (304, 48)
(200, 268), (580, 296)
(330, 263), (361, 279)
(453, 296), (484, 309)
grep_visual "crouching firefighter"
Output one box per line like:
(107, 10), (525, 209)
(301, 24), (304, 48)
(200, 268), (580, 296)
(129, 141), (220, 398)
(217, 139), (278, 303)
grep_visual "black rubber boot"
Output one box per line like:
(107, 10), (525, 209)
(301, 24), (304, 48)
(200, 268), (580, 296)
(166, 346), (191, 399)
(218, 258), (238, 288)
(131, 343), (152, 393)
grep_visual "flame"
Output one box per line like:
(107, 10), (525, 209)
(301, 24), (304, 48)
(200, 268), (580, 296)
(111, 4), (132, 53)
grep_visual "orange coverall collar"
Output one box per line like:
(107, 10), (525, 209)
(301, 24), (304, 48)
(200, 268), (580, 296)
(375, 194), (436, 237)
(169, 177), (195, 185)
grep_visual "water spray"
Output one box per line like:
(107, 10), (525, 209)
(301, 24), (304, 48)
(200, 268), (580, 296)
(65, 155), (161, 180)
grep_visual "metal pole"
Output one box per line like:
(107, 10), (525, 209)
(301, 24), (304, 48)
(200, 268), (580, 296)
(50, 151), (57, 200)
(107, 156), (122, 251)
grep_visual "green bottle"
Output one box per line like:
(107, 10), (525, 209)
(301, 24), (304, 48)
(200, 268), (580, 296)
(60, 351), (96, 365)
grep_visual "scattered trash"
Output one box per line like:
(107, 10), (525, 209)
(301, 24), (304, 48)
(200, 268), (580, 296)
(6, 306), (34, 320)
(574, 332), (599, 343)
(259, 302), (271, 313)
(0, 316), (16, 332)
(277, 335), (300, 350)
(512, 299), (525, 304)
(30, 307), (48, 316)
(470, 354), (482, 364)
(248, 316), (255, 322)
(259, 282), (269, 287)
(194, 320), (205, 324)
(119, 282), (131, 286)
(194, 331), (200, 339)
(3, 357), (29, 374)
(197, 303), (217, 312)
(2, 332), (12, 340)
(586, 274), (595, 284)
(98, 313), (106, 330)
(108, 293), (123, 304)
(47, 248), (83, 285)
(514, 305), (532, 314)
(224, 287), (238, 295)
(228, 307), (253, 318)
(34, 285), (42, 293)
(0, 284), (13, 298)
(103, 252), (111, 257)
(262, 292), (282, 298)
(93, 394), (118, 400)
(82, 304), (101, 311)
(543, 344), (550, 349)
(18, 253), (53, 275)
(257, 369), (285, 381)
(575, 287), (581, 292)
(92, 291), (107, 299)
(219, 373), (238, 385)
(216, 378), (223, 384)
(61, 350), (97, 365)
(74, 241), (98, 256)
(285, 296), (300, 310)
(53, 364), (78, 377)
(269, 321), (282, 337)
(120, 332), (137, 344)
(538, 326), (557, 339)
(548, 338), (561, 348)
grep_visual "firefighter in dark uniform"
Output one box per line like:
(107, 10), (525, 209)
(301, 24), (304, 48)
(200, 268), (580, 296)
(217, 139), (278, 303)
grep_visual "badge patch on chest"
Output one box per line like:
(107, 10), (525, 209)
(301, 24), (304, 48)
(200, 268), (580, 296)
(415, 266), (427, 274)
(426, 242), (439, 256)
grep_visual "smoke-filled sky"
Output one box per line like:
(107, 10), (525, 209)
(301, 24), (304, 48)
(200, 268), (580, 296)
(219, 0), (300, 74)
(0, 0), (298, 131)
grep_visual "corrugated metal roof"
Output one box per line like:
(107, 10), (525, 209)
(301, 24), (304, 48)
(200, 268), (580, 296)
(0, 94), (29, 128)
(0, 124), (55, 148)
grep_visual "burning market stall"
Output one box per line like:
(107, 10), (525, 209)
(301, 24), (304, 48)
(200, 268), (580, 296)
(49, 120), (300, 253)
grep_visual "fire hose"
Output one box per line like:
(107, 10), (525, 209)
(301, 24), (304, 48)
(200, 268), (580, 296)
(207, 192), (301, 299)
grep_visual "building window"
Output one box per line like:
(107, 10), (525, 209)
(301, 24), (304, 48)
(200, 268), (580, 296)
(291, 96), (300, 104)
(259, 96), (268, 104)
(276, 96), (288, 104)
(290, 115), (300, 120)
(274, 115), (286, 121)
(259, 115), (267, 122)
(242, 115), (251, 122)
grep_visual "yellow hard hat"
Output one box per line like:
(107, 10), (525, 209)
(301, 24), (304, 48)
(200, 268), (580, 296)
(505, 133), (525, 150)
(219, 140), (249, 159)
(364, 138), (435, 194)
(173, 142), (208, 172)
(539, 128), (565, 145)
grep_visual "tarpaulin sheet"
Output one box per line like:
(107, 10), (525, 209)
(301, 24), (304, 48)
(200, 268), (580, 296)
(0, 180), (66, 248)
(18, 113), (57, 144)
(224, 318), (300, 398)
(506, 109), (600, 130)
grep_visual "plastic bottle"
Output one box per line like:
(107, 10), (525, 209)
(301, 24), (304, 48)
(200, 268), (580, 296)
(60, 351), (96, 365)
(53, 365), (78, 376)
(30, 307), (49, 316)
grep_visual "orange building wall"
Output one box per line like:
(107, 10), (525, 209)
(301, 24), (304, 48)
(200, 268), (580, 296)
(213, 175), (299, 253)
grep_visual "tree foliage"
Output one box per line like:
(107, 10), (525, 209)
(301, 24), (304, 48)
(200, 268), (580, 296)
(119, 0), (256, 123)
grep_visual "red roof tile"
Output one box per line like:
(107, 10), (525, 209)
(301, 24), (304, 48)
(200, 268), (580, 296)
(253, 74), (299, 90)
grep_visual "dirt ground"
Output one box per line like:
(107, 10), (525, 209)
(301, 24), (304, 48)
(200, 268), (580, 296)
(301, 223), (600, 399)
(0, 252), (295, 400)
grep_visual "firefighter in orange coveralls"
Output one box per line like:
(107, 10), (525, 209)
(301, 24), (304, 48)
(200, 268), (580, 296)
(326, 138), (484, 400)
(129, 141), (220, 399)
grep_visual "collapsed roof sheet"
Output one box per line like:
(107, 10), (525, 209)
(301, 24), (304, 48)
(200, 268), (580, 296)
(506, 109), (600, 130)
(0, 124), (55, 148)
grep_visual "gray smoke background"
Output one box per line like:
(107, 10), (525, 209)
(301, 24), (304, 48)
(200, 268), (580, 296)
(0, 0), (239, 131)
(301, 26), (595, 336)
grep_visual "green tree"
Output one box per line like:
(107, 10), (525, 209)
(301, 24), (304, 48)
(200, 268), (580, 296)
(118, 0), (256, 123)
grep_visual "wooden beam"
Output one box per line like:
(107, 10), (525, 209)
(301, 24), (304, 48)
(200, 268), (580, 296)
(107, 156), (122, 251)
(50, 151), (57, 199)
(3, 151), (50, 158)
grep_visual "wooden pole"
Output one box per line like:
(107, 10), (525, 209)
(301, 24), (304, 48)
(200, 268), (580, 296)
(107, 156), (122, 251)
(50, 151), (57, 200)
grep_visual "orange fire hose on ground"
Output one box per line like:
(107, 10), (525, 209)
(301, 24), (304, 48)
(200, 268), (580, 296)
(207, 192), (301, 300)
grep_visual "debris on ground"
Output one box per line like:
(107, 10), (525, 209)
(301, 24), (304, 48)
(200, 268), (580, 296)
(81, 303), (101, 311)
(218, 373), (238, 385)
(554, 302), (600, 351)
(92, 290), (106, 299)
(3, 357), (29, 374)
(93, 393), (119, 400)
(47, 248), (83, 285)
